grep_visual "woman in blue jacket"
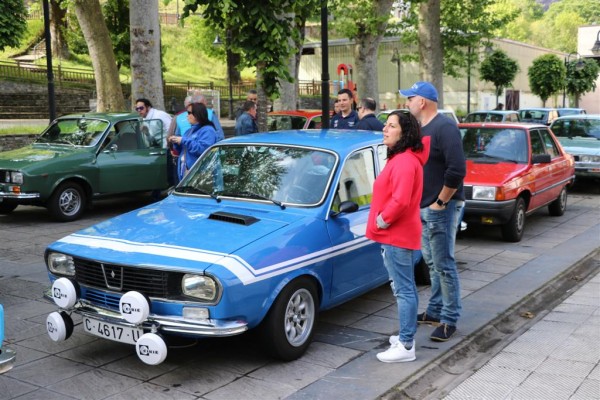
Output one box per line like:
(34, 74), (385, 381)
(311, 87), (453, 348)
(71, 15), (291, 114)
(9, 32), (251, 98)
(168, 102), (217, 180)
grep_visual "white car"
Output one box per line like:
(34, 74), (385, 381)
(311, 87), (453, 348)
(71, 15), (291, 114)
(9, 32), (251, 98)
(377, 109), (459, 124)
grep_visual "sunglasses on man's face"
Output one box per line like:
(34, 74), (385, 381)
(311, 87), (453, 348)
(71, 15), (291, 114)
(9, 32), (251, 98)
(135, 106), (145, 111)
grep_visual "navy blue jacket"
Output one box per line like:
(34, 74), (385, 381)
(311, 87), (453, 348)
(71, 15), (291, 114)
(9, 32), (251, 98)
(331, 110), (359, 129)
(356, 113), (384, 131)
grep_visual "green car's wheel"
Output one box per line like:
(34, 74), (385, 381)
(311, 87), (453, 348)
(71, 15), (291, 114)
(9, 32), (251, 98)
(48, 182), (86, 222)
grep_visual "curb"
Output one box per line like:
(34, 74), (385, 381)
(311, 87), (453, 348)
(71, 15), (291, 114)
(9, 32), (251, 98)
(381, 247), (600, 400)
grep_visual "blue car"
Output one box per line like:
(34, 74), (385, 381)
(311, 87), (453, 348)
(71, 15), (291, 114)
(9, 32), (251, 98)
(44, 130), (428, 365)
(0, 304), (16, 373)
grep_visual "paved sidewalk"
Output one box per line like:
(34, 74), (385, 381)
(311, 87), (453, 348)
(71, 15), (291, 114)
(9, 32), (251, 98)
(444, 271), (600, 400)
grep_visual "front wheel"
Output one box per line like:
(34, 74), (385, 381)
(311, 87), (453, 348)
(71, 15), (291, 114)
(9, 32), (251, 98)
(548, 186), (567, 216)
(48, 182), (86, 222)
(258, 277), (318, 361)
(501, 197), (526, 242)
(0, 201), (18, 215)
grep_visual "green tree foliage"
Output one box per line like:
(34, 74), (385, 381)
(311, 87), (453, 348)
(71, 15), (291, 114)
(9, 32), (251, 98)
(182, 0), (318, 98)
(488, 0), (543, 44)
(566, 58), (600, 107)
(534, 0), (600, 53)
(479, 49), (519, 106)
(104, 0), (130, 70)
(528, 54), (566, 106)
(0, 0), (27, 52)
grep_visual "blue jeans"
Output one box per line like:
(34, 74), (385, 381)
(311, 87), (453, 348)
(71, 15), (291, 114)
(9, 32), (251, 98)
(381, 244), (419, 345)
(420, 200), (464, 326)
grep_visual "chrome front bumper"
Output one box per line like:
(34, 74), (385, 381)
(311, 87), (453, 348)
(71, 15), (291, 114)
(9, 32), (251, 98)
(44, 290), (247, 337)
(0, 191), (40, 199)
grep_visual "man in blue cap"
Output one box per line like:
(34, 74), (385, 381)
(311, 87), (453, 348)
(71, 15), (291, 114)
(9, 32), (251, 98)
(400, 81), (466, 343)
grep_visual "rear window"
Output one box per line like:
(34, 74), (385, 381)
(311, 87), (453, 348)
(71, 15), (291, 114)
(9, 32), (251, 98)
(267, 115), (307, 131)
(520, 110), (547, 123)
(551, 119), (600, 139)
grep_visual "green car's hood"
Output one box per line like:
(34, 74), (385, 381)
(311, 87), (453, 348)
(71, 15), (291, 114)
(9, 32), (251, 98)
(557, 137), (600, 156)
(0, 144), (91, 170)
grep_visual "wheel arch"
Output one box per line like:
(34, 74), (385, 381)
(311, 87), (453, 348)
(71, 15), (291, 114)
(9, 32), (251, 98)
(261, 271), (324, 322)
(49, 176), (93, 204)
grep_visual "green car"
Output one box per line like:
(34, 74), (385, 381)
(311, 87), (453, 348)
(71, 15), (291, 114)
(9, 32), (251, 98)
(0, 113), (169, 221)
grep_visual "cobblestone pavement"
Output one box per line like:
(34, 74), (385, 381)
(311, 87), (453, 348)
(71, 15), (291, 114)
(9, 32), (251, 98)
(0, 186), (598, 399)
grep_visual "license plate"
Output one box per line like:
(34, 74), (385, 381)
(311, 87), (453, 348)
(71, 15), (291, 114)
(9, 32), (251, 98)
(83, 317), (143, 345)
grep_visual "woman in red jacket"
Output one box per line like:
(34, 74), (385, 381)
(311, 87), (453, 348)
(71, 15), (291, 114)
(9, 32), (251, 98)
(366, 111), (430, 363)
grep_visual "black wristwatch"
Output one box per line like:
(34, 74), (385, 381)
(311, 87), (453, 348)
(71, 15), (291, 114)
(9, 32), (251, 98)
(435, 198), (448, 207)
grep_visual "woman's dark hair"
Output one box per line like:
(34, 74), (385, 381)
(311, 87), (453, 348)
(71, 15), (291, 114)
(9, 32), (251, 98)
(386, 110), (423, 158)
(189, 102), (215, 129)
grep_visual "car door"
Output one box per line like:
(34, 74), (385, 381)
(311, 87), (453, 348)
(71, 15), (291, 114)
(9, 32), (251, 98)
(96, 119), (167, 194)
(539, 128), (571, 198)
(528, 129), (555, 208)
(326, 147), (387, 303)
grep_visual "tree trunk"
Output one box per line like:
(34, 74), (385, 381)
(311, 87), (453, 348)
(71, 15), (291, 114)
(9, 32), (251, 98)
(353, 0), (394, 112)
(72, 0), (125, 112)
(418, 0), (444, 107)
(130, 0), (165, 110)
(50, 0), (69, 60)
(276, 16), (305, 111)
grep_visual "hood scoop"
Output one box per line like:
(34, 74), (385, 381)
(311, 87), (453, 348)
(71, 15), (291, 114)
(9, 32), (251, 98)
(208, 211), (259, 226)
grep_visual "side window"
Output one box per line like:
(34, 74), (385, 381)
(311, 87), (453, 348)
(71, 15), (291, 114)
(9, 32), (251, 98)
(143, 119), (164, 148)
(113, 120), (144, 152)
(308, 116), (322, 129)
(540, 129), (559, 158)
(333, 149), (375, 209)
(530, 130), (546, 157)
(377, 145), (387, 170)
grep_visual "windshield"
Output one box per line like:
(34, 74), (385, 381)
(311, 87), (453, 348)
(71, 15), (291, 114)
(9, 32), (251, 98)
(35, 118), (110, 147)
(551, 119), (600, 139)
(519, 110), (547, 123)
(176, 144), (337, 206)
(461, 127), (528, 163)
(267, 115), (308, 131)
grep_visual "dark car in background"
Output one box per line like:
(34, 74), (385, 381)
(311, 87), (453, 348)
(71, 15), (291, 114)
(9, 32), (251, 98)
(550, 114), (600, 179)
(518, 108), (559, 125)
(460, 122), (575, 242)
(557, 108), (586, 117)
(464, 110), (520, 123)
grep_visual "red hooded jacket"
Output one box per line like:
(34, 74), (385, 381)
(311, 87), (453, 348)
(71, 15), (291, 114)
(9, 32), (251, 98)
(365, 136), (430, 250)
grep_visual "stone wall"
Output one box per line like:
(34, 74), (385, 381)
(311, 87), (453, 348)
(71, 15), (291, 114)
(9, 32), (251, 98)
(0, 135), (37, 152)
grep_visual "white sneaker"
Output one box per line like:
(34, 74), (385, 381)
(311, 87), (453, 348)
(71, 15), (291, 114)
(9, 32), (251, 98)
(389, 335), (399, 345)
(377, 341), (416, 363)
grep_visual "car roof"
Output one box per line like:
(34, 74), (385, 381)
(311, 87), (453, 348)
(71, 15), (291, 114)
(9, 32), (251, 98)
(55, 112), (140, 123)
(459, 122), (548, 129)
(518, 107), (558, 111)
(468, 110), (518, 115)
(551, 114), (600, 122)
(219, 129), (383, 155)
(268, 110), (322, 117)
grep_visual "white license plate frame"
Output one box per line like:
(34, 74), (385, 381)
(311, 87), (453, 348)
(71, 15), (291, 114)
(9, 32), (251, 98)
(83, 317), (143, 345)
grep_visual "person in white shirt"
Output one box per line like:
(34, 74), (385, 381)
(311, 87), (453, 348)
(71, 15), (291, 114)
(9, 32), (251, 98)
(135, 98), (173, 148)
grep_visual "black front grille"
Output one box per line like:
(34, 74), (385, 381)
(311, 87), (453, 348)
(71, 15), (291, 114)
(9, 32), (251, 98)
(74, 257), (183, 298)
(464, 185), (473, 200)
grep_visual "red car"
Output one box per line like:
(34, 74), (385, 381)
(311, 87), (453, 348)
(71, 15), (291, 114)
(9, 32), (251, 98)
(460, 122), (575, 242)
(267, 110), (324, 131)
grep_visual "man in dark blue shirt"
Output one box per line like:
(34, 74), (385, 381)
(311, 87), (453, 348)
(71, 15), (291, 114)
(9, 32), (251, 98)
(356, 97), (384, 131)
(331, 88), (359, 129)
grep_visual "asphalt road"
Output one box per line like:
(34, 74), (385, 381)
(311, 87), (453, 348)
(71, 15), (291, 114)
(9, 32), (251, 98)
(0, 179), (598, 400)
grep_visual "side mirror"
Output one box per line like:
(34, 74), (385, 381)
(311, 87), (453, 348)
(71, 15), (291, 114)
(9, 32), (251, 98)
(532, 153), (551, 164)
(331, 201), (359, 217)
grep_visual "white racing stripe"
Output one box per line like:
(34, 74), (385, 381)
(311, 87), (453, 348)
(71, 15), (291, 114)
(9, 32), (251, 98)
(57, 233), (372, 285)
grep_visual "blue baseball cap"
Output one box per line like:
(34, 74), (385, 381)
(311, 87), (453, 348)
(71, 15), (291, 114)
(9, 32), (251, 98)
(399, 81), (438, 102)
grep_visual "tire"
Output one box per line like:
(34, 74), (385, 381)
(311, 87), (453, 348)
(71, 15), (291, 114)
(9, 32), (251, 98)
(414, 257), (431, 286)
(501, 197), (526, 242)
(548, 186), (567, 216)
(0, 201), (18, 215)
(48, 182), (86, 222)
(258, 277), (318, 361)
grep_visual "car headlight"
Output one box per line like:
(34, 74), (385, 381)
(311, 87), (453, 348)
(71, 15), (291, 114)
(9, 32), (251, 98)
(47, 252), (75, 276)
(10, 172), (23, 185)
(472, 186), (497, 201)
(579, 155), (600, 163)
(182, 274), (218, 301)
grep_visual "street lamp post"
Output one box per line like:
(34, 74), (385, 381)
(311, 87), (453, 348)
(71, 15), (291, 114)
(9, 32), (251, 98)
(466, 45), (472, 115)
(390, 48), (401, 92)
(213, 33), (235, 120)
(563, 53), (584, 108)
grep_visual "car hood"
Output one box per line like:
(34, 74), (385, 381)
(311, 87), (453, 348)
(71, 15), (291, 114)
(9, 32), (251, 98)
(464, 160), (527, 186)
(0, 144), (89, 170)
(557, 138), (600, 156)
(48, 196), (298, 274)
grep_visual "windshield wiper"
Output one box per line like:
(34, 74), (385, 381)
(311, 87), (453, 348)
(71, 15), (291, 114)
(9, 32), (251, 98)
(216, 190), (285, 209)
(176, 186), (221, 202)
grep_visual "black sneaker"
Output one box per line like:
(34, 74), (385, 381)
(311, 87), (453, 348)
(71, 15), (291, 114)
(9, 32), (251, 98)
(417, 312), (441, 326)
(430, 323), (456, 342)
